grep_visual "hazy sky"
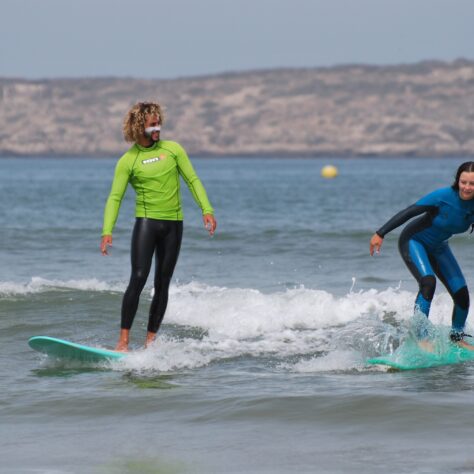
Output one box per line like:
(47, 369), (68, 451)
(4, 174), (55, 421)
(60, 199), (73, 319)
(1, 0), (473, 79)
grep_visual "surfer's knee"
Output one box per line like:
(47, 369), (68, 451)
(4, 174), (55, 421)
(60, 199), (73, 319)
(419, 275), (436, 301)
(130, 268), (149, 289)
(154, 275), (172, 292)
(453, 286), (469, 310)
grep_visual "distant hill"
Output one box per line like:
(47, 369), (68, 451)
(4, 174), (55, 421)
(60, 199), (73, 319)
(1, 59), (474, 157)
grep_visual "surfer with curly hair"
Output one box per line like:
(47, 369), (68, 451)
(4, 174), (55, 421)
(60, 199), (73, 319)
(370, 161), (474, 348)
(101, 101), (216, 351)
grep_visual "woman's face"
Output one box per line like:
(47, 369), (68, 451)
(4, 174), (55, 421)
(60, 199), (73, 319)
(458, 171), (474, 200)
(144, 114), (161, 142)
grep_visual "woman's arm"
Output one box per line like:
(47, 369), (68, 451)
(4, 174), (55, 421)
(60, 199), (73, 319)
(369, 204), (436, 256)
(375, 204), (436, 238)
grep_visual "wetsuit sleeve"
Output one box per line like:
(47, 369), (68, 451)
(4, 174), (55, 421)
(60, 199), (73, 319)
(173, 144), (214, 215)
(102, 155), (132, 235)
(376, 204), (437, 238)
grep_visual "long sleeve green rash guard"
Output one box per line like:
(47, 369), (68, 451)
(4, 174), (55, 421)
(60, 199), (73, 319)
(102, 140), (214, 236)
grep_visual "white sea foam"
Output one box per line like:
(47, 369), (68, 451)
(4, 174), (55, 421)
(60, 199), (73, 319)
(8, 277), (470, 373)
(113, 281), (470, 373)
(1, 276), (462, 332)
(167, 282), (459, 337)
(0, 276), (125, 296)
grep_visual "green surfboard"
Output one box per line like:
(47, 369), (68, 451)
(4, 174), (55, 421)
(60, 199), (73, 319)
(28, 336), (126, 363)
(367, 336), (474, 370)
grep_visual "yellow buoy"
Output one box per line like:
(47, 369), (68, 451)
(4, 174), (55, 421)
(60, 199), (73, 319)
(321, 165), (338, 179)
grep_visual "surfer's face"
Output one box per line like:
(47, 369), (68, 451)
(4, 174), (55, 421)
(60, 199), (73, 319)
(458, 171), (474, 200)
(143, 114), (161, 143)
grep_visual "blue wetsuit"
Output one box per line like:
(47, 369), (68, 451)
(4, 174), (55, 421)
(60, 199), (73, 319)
(376, 187), (474, 337)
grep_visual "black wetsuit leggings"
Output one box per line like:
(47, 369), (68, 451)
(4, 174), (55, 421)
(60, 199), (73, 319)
(121, 218), (183, 333)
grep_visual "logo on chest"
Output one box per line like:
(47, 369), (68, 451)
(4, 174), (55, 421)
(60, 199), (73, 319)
(142, 154), (167, 165)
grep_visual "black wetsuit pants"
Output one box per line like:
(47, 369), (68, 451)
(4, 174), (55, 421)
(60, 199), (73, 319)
(121, 218), (183, 333)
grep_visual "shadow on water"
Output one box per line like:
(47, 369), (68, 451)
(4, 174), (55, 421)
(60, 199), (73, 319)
(31, 364), (180, 390)
(96, 457), (185, 474)
(392, 363), (474, 393)
(31, 367), (109, 378)
(123, 373), (178, 390)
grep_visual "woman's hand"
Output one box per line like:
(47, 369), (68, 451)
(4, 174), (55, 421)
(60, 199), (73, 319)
(203, 214), (217, 236)
(101, 235), (113, 255)
(369, 233), (383, 256)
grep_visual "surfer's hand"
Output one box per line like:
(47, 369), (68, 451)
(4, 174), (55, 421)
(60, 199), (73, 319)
(369, 233), (383, 256)
(203, 214), (216, 237)
(101, 235), (113, 255)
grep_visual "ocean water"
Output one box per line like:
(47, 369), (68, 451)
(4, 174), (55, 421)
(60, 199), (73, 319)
(1, 156), (474, 474)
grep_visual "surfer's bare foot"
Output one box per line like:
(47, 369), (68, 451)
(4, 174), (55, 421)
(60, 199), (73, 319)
(418, 340), (435, 352)
(114, 342), (128, 352)
(457, 340), (474, 351)
(115, 329), (130, 352)
(145, 331), (156, 348)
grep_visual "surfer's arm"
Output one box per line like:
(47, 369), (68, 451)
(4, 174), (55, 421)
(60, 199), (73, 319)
(370, 204), (436, 256)
(375, 204), (436, 238)
(100, 234), (113, 256)
(101, 157), (132, 237)
(173, 143), (216, 235)
(174, 143), (214, 215)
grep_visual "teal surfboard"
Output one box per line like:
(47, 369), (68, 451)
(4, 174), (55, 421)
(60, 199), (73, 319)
(28, 336), (126, 363)
(367, 336), (474, 370)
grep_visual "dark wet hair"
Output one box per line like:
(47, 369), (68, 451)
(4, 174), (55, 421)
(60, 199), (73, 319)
(452, 161), (474, 190)
(452, 161), (474, 233)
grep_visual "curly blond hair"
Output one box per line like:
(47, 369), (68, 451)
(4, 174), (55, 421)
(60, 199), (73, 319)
(123, 102), (165, 143)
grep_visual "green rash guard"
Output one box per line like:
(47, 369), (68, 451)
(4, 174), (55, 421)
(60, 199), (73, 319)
(102, 140), (214, 236)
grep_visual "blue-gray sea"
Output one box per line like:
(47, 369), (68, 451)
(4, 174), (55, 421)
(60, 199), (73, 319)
(1, 156), (474, 474)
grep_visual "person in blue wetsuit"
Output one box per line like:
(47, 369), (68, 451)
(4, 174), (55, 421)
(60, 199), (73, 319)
(370, 161), (474, 346)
